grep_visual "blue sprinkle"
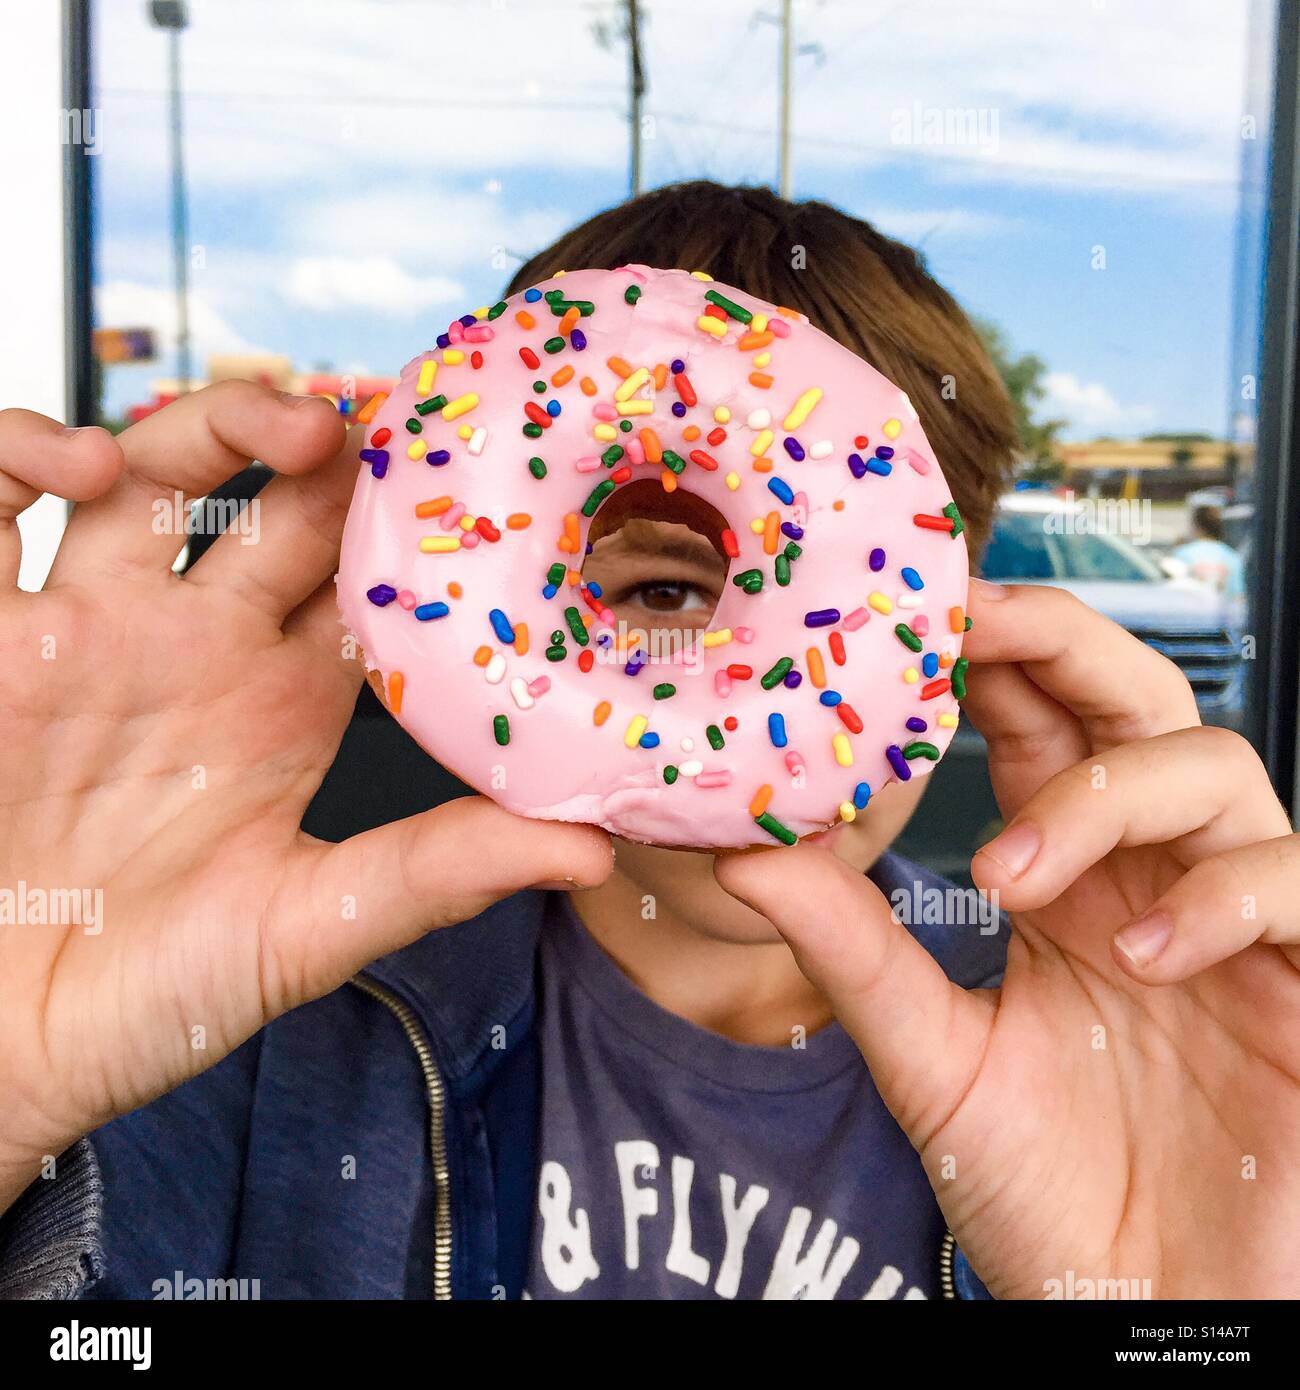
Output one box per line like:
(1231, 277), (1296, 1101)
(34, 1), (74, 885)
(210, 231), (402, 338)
(768, 476), (795, 505)
(853, 782), (872, 810)
(427, 449), (451, 466)
(542, 584), (558, 599)
(524, 287), (542, 302)
(546, 400), (562, 417)
(414, 601), (450, 621)
(783, 437), (806, 462)
(869, 547), (886, 571)
(768, 713), (788, 748)
(819, 690), (843, 706)
(639, 731), (661, 749)
(366, 584), (397, 607)
(901, 566), (924, 590)
(847, 453), (868, 479)
(586, 581), (603, 598)
(866, 456), (893, 476)
(922, 652), (939, 678)
(906, 717), (928, 733)
(570, 329), (587, 351)
(489, 608), (515, 643)
(671, 401), (687, 418)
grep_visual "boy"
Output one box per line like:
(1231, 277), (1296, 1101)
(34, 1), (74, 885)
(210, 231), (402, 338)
(0, 182), (1296, 1301)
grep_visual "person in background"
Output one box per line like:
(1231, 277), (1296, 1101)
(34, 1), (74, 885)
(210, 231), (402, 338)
(1174, 504), (1245, 598)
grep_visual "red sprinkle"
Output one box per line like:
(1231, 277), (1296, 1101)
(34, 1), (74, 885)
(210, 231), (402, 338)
(475, 517), (500, 542)
(914, 513), (952, 532)
(578, 649), (594, 673)
(371, 427), (391, 447)
(854, 435), (869, 449)
(837, 703), (864, 734)
(707, 427), (727, 446)
(726, 664), (753, 679)
(921, 678), (952, 700)
(673, 373), (697, 406)
(524, 401), (552, 429)
(829, 631), (847, 665)
(611, 465), (633, 483)
(520, 346), (541, 369)
(689, 449), (719, 471)
(723, 716), (738, 731)
(704, 303), (728, 322)
(721, 529), (740, 558)
(471, 350), (484, 370)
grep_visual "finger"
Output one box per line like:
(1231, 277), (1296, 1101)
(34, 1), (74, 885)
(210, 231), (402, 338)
(0, 412), (122, 588)
(964, 579), (1200, 751)
(1110, 833), (1300, 983)
(714, 845), (994, 1146)
(49, 383), (345, 580)
(186, 425), (362, 620)
(971, 727), (1291, 911)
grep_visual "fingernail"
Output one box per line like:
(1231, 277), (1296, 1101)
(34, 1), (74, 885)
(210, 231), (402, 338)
(1113, 911), (1172, 968)
(275, 390), (320, 408)
(532, 878), (574, 891)
(977, 820), (1040, 878)
(969, 576), (1008, 600)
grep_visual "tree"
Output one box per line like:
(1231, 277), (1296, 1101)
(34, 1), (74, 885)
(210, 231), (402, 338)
(974, 318), (1066, 470)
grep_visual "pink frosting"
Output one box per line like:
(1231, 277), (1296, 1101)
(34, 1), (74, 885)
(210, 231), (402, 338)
(337, 266), (969, 848)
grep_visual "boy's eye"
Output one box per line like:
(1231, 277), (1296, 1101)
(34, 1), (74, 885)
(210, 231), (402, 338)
(628, 581), (714, 613)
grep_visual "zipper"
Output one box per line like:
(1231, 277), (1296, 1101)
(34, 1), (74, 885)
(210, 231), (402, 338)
(939, 1230), (957, 1299)
(350, 972), (453, 1300)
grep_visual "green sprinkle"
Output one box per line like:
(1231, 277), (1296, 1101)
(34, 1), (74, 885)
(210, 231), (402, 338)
(544, 290), (564, 303)
(487, 300), (508, 320)
(532, 380), (547, 393)
(601, 445), (625, 466)
(663, 765), (679, 785)
(774, 554), (791, 586)
(414, 394), (448, 416)
(951, 656), (969, 699)
(704, 289), (753, 324)
(903, 740), (940, 761)
(625, 284), (642, 305)
(545, 646), (566, 662)
(550, 630), (565, 644)
(894, 623), (924, 653)
(760, 657), (793, 690)
(619, 418), (633, 432)
(405, 418), (422, 434)
(549, 298), (595, 317)
(546, 562), (566, 586)
(581, 478), (616, 517)
(543, 336), (566, 354)
(755, 811), (798, 846)
(565, 606), (589, 645)
(964, 615), (973, 631)
(528, 456), (548, 479)
(523, 422), (544, 438)
(653, 683), (676, 700)
(661, 449), (687, 475)
(706, 724), (725, 750)
(783, 541), (803, 561)
(733, 568), (764, 590)
(943, 501), (965, 538)
(493, 714), (510, 746)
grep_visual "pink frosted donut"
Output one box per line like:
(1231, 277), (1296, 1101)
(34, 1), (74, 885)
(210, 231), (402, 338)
(337, 266), (971, 848)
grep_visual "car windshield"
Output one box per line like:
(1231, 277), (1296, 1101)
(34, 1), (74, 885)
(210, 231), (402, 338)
(982, 510), (1165, 582)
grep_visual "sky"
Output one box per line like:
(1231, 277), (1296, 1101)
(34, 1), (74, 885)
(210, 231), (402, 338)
(91, 0), (1277, 441)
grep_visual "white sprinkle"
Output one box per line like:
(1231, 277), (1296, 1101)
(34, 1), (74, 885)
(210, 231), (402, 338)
(678, 759), (704, 778)
(746, 407), (772, 430)
(680, 737), (695, 753)
(468, 426), (488, 456)
(485, 653), (507, 684)
(896, 593), (924, 609)
(509, 676), (534, 709)
(809, 439), (833, 459)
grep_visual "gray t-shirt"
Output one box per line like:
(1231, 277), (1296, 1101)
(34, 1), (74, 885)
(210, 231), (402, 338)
(524, 896), (947, 1300)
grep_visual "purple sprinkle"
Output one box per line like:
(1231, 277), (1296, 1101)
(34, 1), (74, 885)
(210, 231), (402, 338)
(625, 654), (645, 677)
(906, 716), (928, 733)
(869, 547), (886, 571)
(783, 436), (806, 461)
(459, 313), (477, 328)
(804, 608), (840, 628)
(671, 401), (687, 418)
(427, 449), (451, 466)
(366, 584), (397, 606)
(370, 459), (389, 479)
(570, 328), (587, 351)
(436, 333), (451, 349)
(783, 669), (802, 689)
(670, 358), (685, 374)
(359, 448), (389, 466)
(847, 453), (868, 479)
(886, 744), (912, 781)
(780, 522), (804, 540)
(875, 445), (895, 460)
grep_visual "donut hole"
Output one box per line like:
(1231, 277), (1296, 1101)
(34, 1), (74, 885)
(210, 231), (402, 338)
(581, 480), (731, 651)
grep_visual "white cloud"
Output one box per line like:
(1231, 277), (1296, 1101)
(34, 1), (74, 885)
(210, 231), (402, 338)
(284, 255), (463, 315)
(95, 278), (266, 358)
(1043, 370), (1158, 435)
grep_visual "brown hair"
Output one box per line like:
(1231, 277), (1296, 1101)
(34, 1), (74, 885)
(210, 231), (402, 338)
(507, 180), (1017, 556)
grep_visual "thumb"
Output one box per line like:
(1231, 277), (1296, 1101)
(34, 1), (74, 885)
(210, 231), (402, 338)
(714, 845), (993, 1144)
(282, 796), (612, 1002)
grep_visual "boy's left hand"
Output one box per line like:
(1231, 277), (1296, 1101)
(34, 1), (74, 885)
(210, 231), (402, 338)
(716, 579), (1300, 1299)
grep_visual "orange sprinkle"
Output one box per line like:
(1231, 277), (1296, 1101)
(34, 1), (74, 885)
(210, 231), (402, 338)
(616, 627), (647, 652)
(506, 512), (532, 529)
(833, 499), (845, 511)
(473, 646), (493, 667)
(748, 785), (774, 818)
(682, 424), (701, 442)
(415, 496), (454, 519)
(515, 309), (536, 330)
(558, 305), (580, 336)
(749, 372), (773, 389)
(551, 365), (574, 386)
(387, 672), (404, 714)
(607, 356), (633, 379)
(737, 330), (775, 352)
(949, 606), (966, 633)
(939, 651), (955, 668)
(580, 376), (598, 396)
(776, 304), (801, 318)
(593, 700), (612, 727)
(639, 427), (663, 463)
(567, 568), (583, 586)
(806, 646), (827, 689)
(661, 468), (678, 492)
(513, 623), (529, 656)
(356, 392), (388, 424)
(763, 511), (780, 555)
(447, 581), (463, 599)
(558, 513), (581, 553)
(652, 363), (669, 390)
(751, 456), (773, 474)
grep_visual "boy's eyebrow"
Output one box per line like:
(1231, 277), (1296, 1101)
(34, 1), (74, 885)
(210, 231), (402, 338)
(589, 523), (728, 568)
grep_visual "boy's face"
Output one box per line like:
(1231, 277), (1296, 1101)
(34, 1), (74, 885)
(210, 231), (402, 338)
(580, 498), (929, 944)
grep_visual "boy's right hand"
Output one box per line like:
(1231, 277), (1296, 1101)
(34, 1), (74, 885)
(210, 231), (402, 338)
(0, 386), (610, 1211)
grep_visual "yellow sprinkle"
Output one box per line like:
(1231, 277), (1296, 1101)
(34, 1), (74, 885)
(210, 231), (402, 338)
(903, 668), (920, 684)
(783, 387), (823, 431)
(696, 315), (727, 337)
(616, 399), (654, 416)
(754, 351), (771, 368)
(593, 701), (611, 727)
(832, 733), (854, 767)
(751, 312), (768, 333)
(701, 628), (733, 648)
(750, 429), (774, 457)
(883, 417), (902, 439)
(713, 405), (732, 424)
(416, 359), (438, 395)
(593, 423), (619, 442)
(725, 471), (741, 491)
(690, 270), (714, 281)
(614, 366), (651, 402)
(443, 349), (465, 366)
(407, 440), (427, 461)
(458, 514), (476, 531)
(624, 714), (649, 748)
(839, 801), (856, 823)
(419, 536), (461, 554)
(441, 393), (478, 421)
(456, 424), (473, 440)
(938, 713), (959, 728)
(867, 591), (894, 614)
(749, 517), (766, 534)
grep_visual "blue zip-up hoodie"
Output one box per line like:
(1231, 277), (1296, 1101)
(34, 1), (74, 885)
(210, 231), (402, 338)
(0, 850), (1002, 1302)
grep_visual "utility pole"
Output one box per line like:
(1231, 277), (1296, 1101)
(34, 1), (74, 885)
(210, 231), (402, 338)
(778, 0), (792, 198)
(150, 1), (192, 395)
(627, 0), (645, 196)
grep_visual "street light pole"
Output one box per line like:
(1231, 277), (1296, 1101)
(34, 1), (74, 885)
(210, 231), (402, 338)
(149, 2), (191, 395)
(627, 0), (645, 197)
(778, 0), (792, 199)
